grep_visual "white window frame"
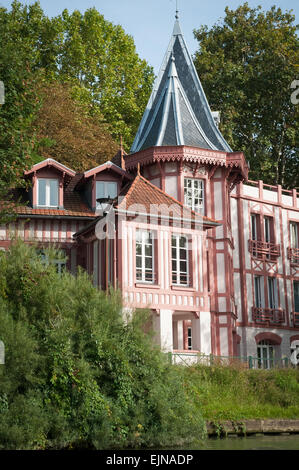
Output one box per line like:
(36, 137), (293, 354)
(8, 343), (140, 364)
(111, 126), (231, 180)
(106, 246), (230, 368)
(171, 234), (189, 286)
(257, 340), (274, 369)
(135, 230), (154, 283)
(267, 277), (278, 309)
(264, 216), (271, 243)
(254, 275), (263, 308)
(251, 214), (258, 241)
(290, 222), (299, 249)
(184, 178), (205, 214)
(294, 281), (299, 312)
(37, 178), (59, 207)
(96, 181), (117, 209)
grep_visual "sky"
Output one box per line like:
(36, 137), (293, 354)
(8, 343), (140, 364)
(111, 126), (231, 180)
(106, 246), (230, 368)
(0, 0), (298, 74)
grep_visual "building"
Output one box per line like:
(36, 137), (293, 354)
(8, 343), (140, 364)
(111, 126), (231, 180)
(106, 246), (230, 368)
(1, 16), (298, 367)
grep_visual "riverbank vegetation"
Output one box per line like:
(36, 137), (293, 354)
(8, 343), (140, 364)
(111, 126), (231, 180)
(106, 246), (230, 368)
(0, 241), (205, 450)
(181, 363), (299, 422)
(1, 242), (299, 449)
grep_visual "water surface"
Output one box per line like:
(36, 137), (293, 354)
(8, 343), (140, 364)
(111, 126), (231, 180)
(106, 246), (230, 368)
(198, 434), (299, 450)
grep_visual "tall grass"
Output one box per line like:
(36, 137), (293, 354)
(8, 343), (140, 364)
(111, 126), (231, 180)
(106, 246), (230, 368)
(181, 362), (299, 421)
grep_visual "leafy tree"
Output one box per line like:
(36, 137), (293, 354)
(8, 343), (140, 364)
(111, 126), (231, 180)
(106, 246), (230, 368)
(34, 81), (119, 171)
(0, 1), (61, 221)
(57, 7), (154, 149)
(193, 3), (299, 187)
(0, 1), (154, 222)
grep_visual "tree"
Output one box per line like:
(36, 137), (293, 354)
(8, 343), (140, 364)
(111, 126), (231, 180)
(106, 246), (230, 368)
(0, 1), (154, 222)
(193, 3), (299, 188)
(34, 81), (119, 171)
(57, 7), (154, 149)
(0, 241), (205, 449)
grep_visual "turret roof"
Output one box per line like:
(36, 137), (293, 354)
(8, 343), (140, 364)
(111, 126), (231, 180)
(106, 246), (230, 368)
(131, 19), (232, 154)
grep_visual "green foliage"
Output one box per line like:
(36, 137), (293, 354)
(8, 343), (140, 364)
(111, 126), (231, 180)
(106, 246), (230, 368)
(0, 241), (205, 449)
(182, 363), (299, 421)
(0, 1), (154, 223)
(193, 3), (299, 188)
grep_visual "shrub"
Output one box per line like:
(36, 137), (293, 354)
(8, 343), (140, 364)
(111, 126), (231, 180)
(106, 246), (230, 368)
(0, 241), (206, 449)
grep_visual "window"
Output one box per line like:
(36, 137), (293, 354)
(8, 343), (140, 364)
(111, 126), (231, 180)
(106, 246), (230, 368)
(184, 178), (204, 214)
(136, 231), (154, 283)
(294, 281), (299, 312)
(251, 214), (260, 241)
(171, 235), (189, 286)
(37, 249), (66, 275)
(257, 340), (274, 369)
(254, 275), (263, 308)
(37, 178), (59, 207)
(267, 277), (278, 309)
(290, 222), (299, 249)
(187, 327), (192, 350)
(96, 181), (117, 209)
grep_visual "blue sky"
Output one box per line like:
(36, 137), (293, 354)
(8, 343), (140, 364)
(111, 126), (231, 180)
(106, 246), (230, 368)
(1, 0), (298, 73)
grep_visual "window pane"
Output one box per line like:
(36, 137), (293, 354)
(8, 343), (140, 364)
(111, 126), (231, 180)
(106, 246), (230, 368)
(180, 248), (187, 260)
(38, 179), (46, 206)
(145, 257), (152, 269)
(145, 245), (152, 257)
(107, 182), (117, 198)
(180, 261), (187, 273)
(96, 182), (105, 199)
(49, 179), (58, 206)
(179, 237), (186, 248)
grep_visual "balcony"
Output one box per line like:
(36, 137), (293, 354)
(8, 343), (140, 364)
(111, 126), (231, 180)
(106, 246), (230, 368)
(252, 307), (285, 325)
(287, 247), (299, 265)
(292, 312), (299, 327)
(248, 240), (280, 260)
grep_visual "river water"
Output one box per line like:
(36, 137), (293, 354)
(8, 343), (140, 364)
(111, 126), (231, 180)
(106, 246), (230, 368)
(197, 434), (299, 450)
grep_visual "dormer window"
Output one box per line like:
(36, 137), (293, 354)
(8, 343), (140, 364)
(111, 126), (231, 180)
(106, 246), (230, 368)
(37, 178), (59, 207)
(96, 181), (117, 209)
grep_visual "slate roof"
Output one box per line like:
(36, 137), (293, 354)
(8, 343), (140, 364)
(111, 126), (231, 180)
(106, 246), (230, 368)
(131, 19), (232, 154)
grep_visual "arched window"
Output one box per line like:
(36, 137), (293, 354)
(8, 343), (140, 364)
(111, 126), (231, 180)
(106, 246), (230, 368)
(257, 340), (274, 369)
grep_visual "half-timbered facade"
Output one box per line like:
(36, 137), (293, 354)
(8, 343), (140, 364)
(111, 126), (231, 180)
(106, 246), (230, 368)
(1, 16), (298, 366)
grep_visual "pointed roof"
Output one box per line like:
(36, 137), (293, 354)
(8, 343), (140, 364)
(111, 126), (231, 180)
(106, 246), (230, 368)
(131, 19), (232, 154)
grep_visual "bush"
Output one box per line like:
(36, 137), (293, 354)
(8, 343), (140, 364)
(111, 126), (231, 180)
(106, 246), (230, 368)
(0, 241), (205, 449)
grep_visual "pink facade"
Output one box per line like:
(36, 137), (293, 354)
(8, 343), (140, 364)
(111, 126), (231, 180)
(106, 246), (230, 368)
(1, 16), (298, 367)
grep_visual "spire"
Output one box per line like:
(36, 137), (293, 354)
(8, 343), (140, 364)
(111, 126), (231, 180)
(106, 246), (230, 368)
(131, 17), (232, 154)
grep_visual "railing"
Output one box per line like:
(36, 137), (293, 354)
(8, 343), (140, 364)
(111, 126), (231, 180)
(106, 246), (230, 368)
(287, 247), (299, 264)
(248, 239), (280, 259)
(252, 307), (285, 325)
(292, 312), (299, 327)
(168, 352), (291, 369)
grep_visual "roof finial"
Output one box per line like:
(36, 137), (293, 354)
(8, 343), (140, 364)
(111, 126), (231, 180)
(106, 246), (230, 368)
(175, 0), (179, 20)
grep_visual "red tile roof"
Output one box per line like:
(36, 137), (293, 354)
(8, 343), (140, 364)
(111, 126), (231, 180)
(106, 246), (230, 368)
(117, 174), (219, 226)
(1, 191), (95, 218)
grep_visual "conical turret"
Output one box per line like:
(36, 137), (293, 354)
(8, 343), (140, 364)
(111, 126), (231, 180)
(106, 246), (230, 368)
(131, 18), (232, 153)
